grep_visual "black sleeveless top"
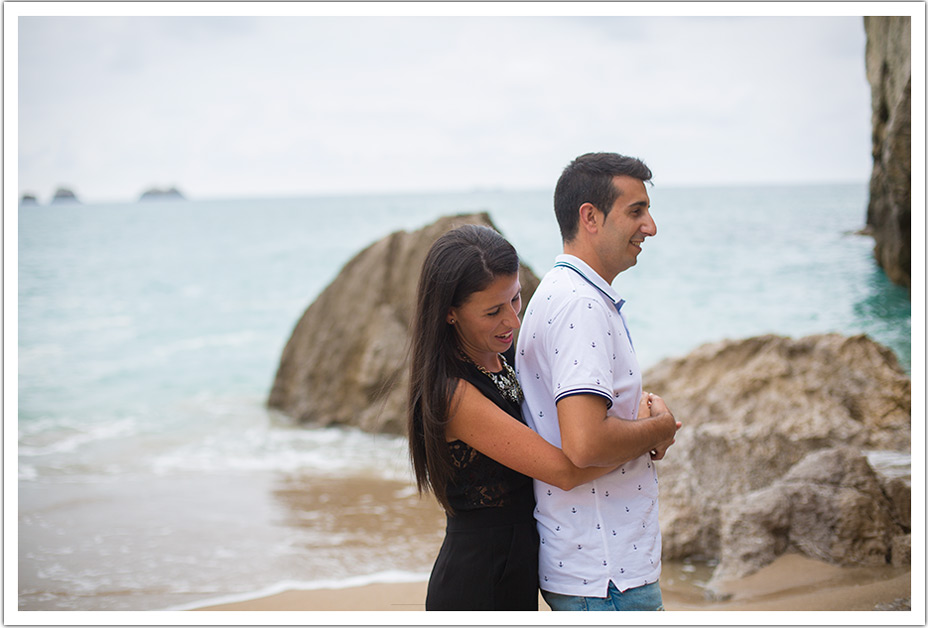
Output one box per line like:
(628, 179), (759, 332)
(426, 347), (539, 610)
(444, 347), (534, 513)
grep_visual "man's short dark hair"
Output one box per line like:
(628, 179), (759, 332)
(554, 152), (652, 242)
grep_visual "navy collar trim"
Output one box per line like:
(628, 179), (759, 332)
(554, 259), (626, 312)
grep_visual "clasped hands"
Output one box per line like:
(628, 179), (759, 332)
(639, 391), (681, 461)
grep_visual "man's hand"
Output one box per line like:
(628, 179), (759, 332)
(646, 393), (681, 460)
(638, 390), (653, 419)
(558, 392), (680, 468)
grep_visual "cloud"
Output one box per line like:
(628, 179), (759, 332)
(15, 13), (872, 202)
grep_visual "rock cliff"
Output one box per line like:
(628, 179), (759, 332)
(268, 212), (541, 434)
(864, 16), (911, 290)
(645, 333), (911, 579)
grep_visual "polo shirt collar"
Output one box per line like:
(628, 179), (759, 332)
(553, 254), (626, 311)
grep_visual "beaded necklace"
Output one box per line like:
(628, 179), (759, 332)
(457, 348), (524, 405)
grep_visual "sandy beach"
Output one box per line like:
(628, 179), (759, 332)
(194, 553), (911, 613)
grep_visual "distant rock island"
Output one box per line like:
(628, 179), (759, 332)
(50, 187), (80, 204)
(139, 187), (185, 201)
(20, 193), (39, 206)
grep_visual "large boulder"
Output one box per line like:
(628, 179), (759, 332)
(864, 16), (911, 290)
(268, 212), (541, 434)
(646, 333), (910, 562)
(712, 447), (909, 583)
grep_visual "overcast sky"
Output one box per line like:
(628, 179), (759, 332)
(15, 7), (876, 203)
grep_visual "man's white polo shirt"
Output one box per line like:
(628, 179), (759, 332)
(516, 254), (661, 597)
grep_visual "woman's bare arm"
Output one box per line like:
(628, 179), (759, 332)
(444, 379), (618, 490)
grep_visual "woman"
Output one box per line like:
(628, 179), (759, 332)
(408, 224), (629, 610)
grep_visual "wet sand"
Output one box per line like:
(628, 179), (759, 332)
(194, 553), (911, 612)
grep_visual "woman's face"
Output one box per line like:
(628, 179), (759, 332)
(447, 273), (522, 369)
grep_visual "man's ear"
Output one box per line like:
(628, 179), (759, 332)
(578, 202), (600, 234)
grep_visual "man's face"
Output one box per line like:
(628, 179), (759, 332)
(597, 175), (656, 278)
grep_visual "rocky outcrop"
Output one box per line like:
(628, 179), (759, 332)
(712, 447), (910, 583)
(864, 16), (911, 290)
(268, 212), (541, 434)
(140, 186), (185, 201)
(20, 193), (38, 206)
(646, 333), (910, 572)
(51, 187), (80, 204)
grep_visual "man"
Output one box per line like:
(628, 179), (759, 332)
(516, 152), (680, 611)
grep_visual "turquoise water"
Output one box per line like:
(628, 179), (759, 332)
(16, 184), (911, 610)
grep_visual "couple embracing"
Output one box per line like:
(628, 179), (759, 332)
(407, 152), (682, 611)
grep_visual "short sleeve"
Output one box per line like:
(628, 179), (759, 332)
(548, 296), (615, 409)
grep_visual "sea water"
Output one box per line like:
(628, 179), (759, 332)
(15, 184), (911, 611)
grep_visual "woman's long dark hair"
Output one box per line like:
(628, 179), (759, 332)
(407, 224), (520, 513)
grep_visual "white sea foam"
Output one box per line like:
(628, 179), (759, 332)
(160, 570), (430, 611)
(864, 449), (912, 479)
(18, 416), (141, 457)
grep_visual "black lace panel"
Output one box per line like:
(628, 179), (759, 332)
(444, 349), (531, 511)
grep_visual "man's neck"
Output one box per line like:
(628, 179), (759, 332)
(563, 242), (615, 284)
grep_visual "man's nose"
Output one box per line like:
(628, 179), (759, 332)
(643, 214), (657, 237)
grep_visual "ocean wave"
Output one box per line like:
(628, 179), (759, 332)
(19, 391), (414, 484)
(150, 331), (260, 358)
(19, 416), (141, 457)
(160, 570), (430, 611)
(148, 423), (412, 482)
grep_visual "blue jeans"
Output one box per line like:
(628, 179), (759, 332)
(542, 581), (664, 611)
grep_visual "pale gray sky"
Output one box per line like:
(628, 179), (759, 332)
(15, 6), (876, 203)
